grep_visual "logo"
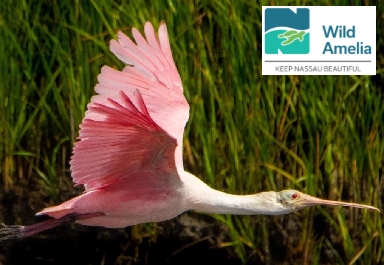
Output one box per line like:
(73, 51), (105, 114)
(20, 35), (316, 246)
(262, 6), (376, 75)
(265, 8), (310, 54)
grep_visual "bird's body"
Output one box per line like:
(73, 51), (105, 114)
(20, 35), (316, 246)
(37, 170), (299, 229)
(0, 21), (379, 242)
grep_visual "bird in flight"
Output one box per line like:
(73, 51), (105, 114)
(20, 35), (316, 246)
(0, 21), (379, 242)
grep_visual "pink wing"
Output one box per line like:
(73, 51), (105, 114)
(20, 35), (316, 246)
(70, 21), (189, 191)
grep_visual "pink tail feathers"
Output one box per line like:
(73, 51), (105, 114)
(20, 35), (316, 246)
(36, 196), (79, 219)
(0, 213), (103, 242)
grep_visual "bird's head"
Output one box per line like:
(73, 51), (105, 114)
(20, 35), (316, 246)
(276, 189), (380, 213)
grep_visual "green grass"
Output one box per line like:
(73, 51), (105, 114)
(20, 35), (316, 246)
(0, 0), (383, 264)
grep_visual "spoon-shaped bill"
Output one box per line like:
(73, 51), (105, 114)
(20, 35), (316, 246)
(301, 194), (380, 212)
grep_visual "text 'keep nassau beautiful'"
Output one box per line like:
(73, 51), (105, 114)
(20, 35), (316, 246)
(275, 66), (361, 72)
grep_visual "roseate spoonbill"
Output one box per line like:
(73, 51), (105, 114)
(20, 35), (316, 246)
(0, 21), (379, 242)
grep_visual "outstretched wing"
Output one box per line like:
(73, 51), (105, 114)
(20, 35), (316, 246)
(70, 21), (189, 190)
(70, 90), (178, 190)
(92, 21), (189, 171)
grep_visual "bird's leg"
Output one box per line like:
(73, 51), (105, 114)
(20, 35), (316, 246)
(0, 212), (103, 243)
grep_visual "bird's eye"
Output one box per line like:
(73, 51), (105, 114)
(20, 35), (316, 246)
(291, 193), (298, 199)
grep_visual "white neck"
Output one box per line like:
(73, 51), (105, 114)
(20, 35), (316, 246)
(181, 172), (293, 215)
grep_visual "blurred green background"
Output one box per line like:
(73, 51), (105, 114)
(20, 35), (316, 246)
(0, 0), (383, 264)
